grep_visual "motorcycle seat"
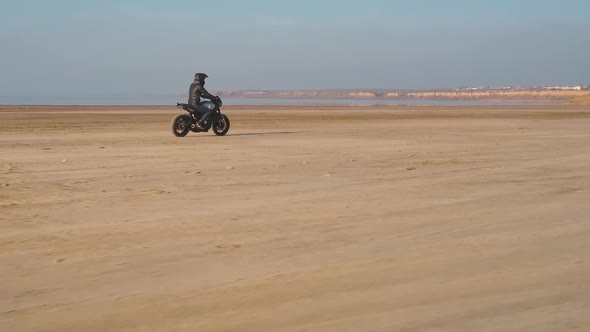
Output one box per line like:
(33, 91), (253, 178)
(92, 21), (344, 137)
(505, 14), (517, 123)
(177, 103), (199, 112)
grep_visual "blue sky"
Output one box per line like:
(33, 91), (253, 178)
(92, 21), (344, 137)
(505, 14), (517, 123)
(1, 0), (589, 97)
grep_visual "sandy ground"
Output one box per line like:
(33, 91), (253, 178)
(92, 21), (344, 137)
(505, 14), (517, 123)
(1, 105), (590, 332)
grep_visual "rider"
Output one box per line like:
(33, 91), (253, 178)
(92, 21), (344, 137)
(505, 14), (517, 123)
(188, 73), (220, 130)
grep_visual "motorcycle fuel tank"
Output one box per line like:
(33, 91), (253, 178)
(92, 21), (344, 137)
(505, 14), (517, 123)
(200, 101), (216, 111)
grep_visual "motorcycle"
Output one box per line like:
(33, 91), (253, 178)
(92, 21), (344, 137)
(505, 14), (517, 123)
(172, 97), (230, 137)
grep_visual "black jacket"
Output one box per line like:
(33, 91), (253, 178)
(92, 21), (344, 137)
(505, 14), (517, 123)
(188, 81), (216, 105)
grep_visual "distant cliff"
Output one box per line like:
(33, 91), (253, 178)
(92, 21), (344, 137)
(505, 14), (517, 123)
(405, 90), (590, 101)
(218, 89), (590, 102)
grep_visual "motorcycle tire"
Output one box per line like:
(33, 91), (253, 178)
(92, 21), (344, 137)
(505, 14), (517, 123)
(171, 114), (192, 137)
(213, 114), (230, 136)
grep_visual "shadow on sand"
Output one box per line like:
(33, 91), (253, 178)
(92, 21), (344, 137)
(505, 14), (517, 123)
(225, 131), (303, 137)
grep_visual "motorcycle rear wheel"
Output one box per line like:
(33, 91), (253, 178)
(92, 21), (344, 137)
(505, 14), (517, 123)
(171, 114), (192, 137)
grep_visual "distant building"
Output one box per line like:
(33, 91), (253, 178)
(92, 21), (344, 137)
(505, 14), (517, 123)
(544, 86), (583, 91)
(455, 87), (485, 91)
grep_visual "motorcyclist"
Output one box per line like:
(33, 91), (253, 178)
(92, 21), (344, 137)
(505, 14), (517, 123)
(188, 73), (220, 130)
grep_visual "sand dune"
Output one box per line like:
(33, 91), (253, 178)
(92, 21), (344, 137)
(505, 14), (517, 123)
(1, 105), (590, 331)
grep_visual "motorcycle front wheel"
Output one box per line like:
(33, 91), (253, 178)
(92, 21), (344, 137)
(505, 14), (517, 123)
(213, 114), (230, 136)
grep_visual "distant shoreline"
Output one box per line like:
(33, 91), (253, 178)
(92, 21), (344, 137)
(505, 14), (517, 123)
(2, 89), (589, 106)
(0, 98), (554, 107)
(218, 88), (590, 104)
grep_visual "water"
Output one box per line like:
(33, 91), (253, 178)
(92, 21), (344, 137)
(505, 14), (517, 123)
(0, 96), (541, 106)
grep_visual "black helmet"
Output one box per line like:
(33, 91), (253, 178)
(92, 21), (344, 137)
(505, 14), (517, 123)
(194, 73), (208, 84)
